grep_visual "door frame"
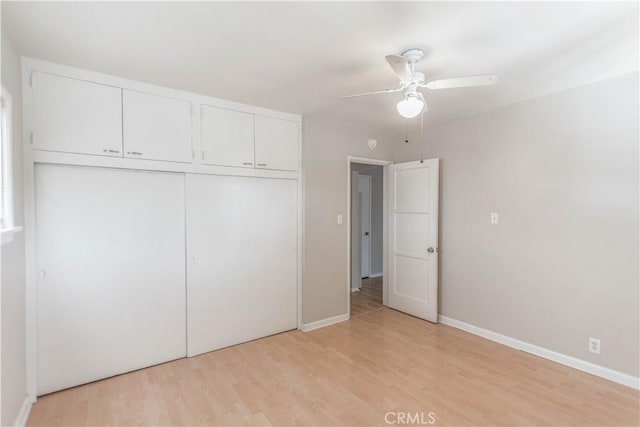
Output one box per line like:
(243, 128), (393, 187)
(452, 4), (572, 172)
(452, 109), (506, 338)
(346, 156), (393, 319)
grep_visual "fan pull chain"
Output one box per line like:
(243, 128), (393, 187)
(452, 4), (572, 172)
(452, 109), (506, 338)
(420, 108), (425, 163)
(405, 118), (409, 143)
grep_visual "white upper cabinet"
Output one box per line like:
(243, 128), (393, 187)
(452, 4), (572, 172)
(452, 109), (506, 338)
(29, 63), (301, 170)
(255, 116), (299, 171)
(201, 106), (254, 168)
(123, 90), (193, 163)
(32, 72), (123, 157)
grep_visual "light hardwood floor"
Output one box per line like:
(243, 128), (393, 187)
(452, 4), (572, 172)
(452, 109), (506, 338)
(350, 276), (383, 317)
(28, 307), (639, 426)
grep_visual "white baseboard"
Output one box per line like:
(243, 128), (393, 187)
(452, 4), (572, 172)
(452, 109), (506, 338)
(14, 395), (33, 427)
(300, 313), (349, 332)
(438, 315), (640, 390)
(369, 273), (383, 278)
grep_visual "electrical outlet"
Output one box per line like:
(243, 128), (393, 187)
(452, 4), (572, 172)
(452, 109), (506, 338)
(337, 214), (343, 225)
(490, 212), (499, 224)
(589, 337), (601, 354)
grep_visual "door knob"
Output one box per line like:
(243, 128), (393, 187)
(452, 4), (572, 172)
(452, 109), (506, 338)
(364, 232), (370, 236)
(427, 247), (436, 253)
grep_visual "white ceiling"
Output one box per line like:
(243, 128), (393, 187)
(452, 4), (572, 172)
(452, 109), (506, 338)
(2, 1), (638, 130)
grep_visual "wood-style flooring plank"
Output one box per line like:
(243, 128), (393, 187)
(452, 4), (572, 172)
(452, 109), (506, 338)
(28, 307), (639, 426)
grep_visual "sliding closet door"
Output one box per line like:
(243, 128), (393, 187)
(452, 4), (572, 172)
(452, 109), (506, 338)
(186, 174), (297, 356)
(36, 165), (186, 395)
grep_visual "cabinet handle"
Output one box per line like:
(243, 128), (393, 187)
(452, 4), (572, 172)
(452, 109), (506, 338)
(257, 163), (267, 167)
(127, 151), (143, 156)
(103, 149), (120, 154)
(242, 162), (253, 166)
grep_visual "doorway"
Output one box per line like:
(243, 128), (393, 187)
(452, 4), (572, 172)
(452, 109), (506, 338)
(347, 156), (440, 323)
(349, 161), (386, 317)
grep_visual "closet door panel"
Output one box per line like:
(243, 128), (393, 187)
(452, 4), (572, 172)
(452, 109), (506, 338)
(186, 174), (297, 356)
(201, 105), (255, 168)
(36, 165), (186, 395)
(254, 116), (299, 171)
(123, 90), (193, 162)
(32, 71), (123, 156)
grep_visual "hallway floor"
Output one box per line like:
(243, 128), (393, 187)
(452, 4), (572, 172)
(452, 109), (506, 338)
(350, 276), (383, 317)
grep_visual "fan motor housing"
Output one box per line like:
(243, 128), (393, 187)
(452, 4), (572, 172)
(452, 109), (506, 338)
(401, 48), (424, 64)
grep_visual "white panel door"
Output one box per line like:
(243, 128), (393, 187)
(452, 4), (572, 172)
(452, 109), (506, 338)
(36, 165), (186, 395)
(123, 90), (192, 162)
(32, 71), (122, 156)
(201, 105), (255, 168)
(388, 159), (439, 322)
(358, 175), (372, 278)
(254, 116), (299, 171)
(186, 174), (297, 356)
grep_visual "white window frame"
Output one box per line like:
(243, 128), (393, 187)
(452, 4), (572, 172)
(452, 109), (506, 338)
(1, 85), (21, 245)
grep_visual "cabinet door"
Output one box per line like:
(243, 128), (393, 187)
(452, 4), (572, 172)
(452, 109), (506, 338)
(254, 116), (299, 171)
(186, 174), (298, 356)
(32, 71), (123, 157)
(123, 90), (192, 163)
(36, 165), (187, 395)
(201, 106), (255, 168)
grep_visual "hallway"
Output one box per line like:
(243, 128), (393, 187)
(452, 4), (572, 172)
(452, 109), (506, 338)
(350, 276), (383, 317)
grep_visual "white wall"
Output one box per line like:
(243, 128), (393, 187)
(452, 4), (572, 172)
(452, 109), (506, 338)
(303, 117), (394, 324)
(356, 166), (383, 277)
(1, 31), (28, 426)
(395, 72), (640, 377)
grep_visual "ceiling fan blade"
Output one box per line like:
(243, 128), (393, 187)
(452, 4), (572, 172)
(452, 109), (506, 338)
(339, 87), (403, 99)
(424, 74), (500, 90)
(385, 55), (413, 81)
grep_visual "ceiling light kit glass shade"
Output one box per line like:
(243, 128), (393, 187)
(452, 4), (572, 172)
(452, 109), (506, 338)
(396, 94), (424, 118)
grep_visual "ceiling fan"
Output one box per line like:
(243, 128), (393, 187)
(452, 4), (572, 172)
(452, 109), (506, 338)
(340, 48), (500, 118)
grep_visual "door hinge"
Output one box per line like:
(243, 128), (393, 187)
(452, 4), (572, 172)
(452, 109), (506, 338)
(201, 150), (205, 160)
(29, 72), (33, 87)
(30, 132), (34, 144)
(190, 104), (194, 116)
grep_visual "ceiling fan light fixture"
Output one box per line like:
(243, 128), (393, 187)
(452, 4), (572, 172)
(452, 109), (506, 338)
(396, 94), (424, 118)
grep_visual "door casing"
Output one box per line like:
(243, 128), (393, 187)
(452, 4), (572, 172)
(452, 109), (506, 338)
(346, 156), (393, 318)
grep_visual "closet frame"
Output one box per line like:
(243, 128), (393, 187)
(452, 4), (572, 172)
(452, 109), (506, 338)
(21, 57), (304, 401)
